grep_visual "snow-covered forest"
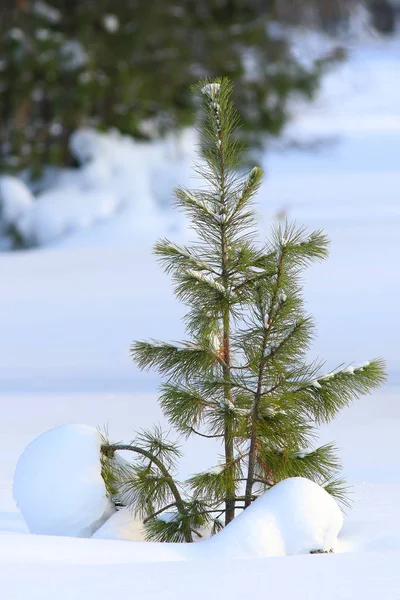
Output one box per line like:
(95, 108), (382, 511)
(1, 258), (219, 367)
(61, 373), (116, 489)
(1, 2), (400, 599)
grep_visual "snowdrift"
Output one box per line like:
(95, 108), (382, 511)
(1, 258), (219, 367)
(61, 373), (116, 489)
(13, 425), (342, 559)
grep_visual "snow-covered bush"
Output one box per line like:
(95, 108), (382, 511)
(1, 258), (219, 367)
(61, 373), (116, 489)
(0, 127), (193, 251)
(0, 176), (34, 249)
(13, 424), (114, 537)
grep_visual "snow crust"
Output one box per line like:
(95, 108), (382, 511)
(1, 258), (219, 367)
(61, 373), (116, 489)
(13, 425), (114, 537)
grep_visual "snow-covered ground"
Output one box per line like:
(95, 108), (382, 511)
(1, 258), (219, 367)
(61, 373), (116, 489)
(1, 33), (400, 598)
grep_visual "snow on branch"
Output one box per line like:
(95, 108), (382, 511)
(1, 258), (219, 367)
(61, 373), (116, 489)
(201, 83), (221, 102)
(185, 269), (227, 296)
(155, 239), (215, 275)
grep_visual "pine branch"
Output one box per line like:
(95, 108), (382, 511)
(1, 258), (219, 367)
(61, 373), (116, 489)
(229, 167), (263, 221)
(154, 239), (219, 277)
(101, 441), (193, 543)
(189, 457), (243, 506)
(144, 514), (188, 543)
(323, 478), (352, 510)
(143, 502), (178, 524)
(189, 427), (223, 439)
(295, 359), (387, 424)
(273, 224), (330, 269)
(266, 443), (342, 483)
(131, 340), (216, 382)
(159, 382), (213, 435)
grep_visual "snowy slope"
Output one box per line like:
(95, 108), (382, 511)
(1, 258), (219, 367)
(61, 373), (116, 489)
(0, 34), (400, 598)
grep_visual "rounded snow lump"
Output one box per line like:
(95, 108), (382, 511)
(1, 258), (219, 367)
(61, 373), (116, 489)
(210, 477), (343, 558)
(13, 424), (114, 537)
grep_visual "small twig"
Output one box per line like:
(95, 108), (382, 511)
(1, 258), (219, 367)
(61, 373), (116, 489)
(143, 502), (177, 524)
(254, 477), (274, 487)
(260, 376), (285, 397)
(233, 495), (257, 502)
(235, 477), (274, 487)
(190, 427), (223, 439)
(191, 528), (203, 538)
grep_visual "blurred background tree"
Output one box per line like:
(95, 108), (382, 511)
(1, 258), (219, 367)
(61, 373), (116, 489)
(0, 0), (383, 176)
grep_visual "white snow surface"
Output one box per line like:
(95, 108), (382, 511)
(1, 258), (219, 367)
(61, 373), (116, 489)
(1, 32), (400, 599)
(93, 508), (147, 542)
(13, 424), (114, 537)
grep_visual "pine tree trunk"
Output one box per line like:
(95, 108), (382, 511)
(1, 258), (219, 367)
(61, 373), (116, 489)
(244, 429), (257, 508)
(219, 120), (235, 526)
(244, 370), (264, 507)
(221, 226), (235, 525)
(222, 303), (235, 524)
(244, 252), (284, 507)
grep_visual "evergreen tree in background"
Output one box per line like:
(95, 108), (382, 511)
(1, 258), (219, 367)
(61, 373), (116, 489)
(0, 0), (348, 176)
(101, 79), (386, 542)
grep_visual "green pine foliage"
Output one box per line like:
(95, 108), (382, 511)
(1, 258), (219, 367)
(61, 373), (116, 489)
(101, 79), (386, 542)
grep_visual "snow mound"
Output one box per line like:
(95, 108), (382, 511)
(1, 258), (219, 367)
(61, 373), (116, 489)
(0, 176), (34, 226)
(13, 424), (114, 537)
(94, 477), (342, 559)
(92, 508), (146, 542)
(210, 477), (343, 557)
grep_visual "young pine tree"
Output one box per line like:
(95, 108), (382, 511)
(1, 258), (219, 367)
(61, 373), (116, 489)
(102, 79), (386, 542)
